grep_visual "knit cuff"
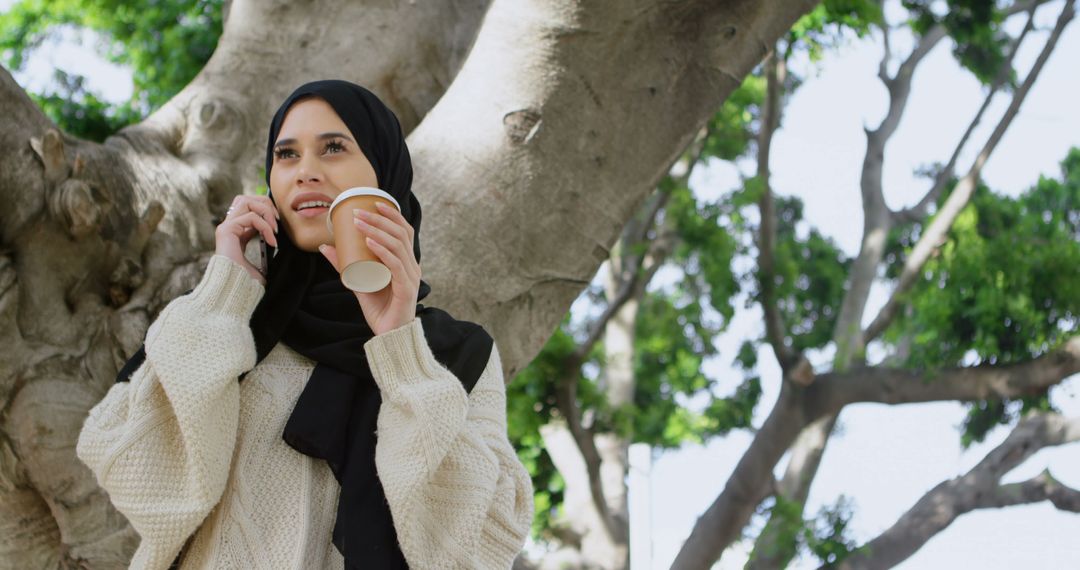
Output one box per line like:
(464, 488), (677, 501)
(185, 254), (265, 320)
(363, 318), (448, 395)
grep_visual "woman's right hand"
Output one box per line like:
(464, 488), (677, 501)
(215, 195), (280, 286)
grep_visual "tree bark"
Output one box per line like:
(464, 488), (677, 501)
(865, 0), (1075, 343)
(671, 332), (1080, 570)
(834, 413), (1080, 570)
(408, 0), (820, 376)
(743, 2), (1073, 567)
(744, 16), (950, 568)
(0, 0), (819, 566)
(542, 134), (702, 569)
(812, 336), (1080, 412)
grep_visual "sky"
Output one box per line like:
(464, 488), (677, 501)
(643, 3), (1080, 569)
(4, 1), (1079, 569)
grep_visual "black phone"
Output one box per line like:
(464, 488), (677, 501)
(258, 235), (269, 278)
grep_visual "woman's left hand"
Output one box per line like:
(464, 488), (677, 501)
(318, 202), (419, 336)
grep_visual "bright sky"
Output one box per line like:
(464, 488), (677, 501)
(646, 2), (1080, 569)
(5, 1), (1078, 569)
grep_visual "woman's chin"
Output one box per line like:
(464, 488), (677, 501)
(283, 232), (329, 253)
(296, 241), (328, 254)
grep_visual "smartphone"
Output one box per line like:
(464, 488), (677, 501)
(258, 235), (269, 278)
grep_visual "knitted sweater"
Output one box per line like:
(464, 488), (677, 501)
(75, 254), (534, 569)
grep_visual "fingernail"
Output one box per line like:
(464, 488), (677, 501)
(375, 202), (388, 211)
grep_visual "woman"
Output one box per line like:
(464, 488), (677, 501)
(75, 80), (534, 570)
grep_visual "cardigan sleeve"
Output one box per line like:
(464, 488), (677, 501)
(75, 254), (264, 570)
(363, 318), (534, 569)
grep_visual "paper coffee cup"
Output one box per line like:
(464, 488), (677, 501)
(326, 187), (402, 293)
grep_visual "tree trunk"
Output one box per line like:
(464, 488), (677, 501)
(739, 3), (1071, 567)
(0, 0), (818, 566)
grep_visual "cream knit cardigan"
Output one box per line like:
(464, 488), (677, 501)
(76, 254), (534, 569)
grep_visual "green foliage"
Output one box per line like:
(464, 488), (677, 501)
(749, 495), (860, 568)
(730, 181), (851, 353)
(736, 340), (759, 370)
(1, 0), (223, 137)
(885, 148), (1080, 445)
(769, 195), (851, 351)
(960, 393), (1057, 448)
(902, 0), (1010, 84)
(508, 178), (760, 539)
(667, 180), (742, 324)
(804, 496), (860, 567)
(26, 69), (142, 142)
(629, 288), (760, 447)
(888, 150), (1080, 367)
(787, 0), (884, 61)
(749, 496), (805, 566)
(505, 313), (573, 539)
(702, 75), (766, 161)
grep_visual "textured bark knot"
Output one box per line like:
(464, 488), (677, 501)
(29, 129), (111, 239)
(503, 109), (542, 144)
(183, 96), (245, 157)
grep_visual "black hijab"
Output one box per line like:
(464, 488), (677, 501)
(116, 80), (494, 570)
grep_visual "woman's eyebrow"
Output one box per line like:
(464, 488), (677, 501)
(274, 132), (356, 148)
(318, 132), (355, 143)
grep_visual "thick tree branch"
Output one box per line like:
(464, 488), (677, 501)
(2, 0), (825, 565)
(551, 127), (708, 543)
(872, 24), (947, 144)
(973, 472), (1080, 513)
(892, 5), (1038, 225)
(745, 15), (956, 570)
(864, 0), (1076, 344)
(756, 48), (800, 372)
(671, 384), (809, 570)
(1017, 472), (1080, 512)
(877, 21), (892, 83)
(682, 11), (957, 570)
(758, 7), (1072, 566)
(614, 124), (710, 284)
(813, 337), (1080, 414)
(753, 332), (1078, 568)
(573, 129), (706, 365)
(835, 413), (1080, 570)
(409, 0), (820, 380)
(832, 17), (950, 368)
(554, 367), (624, 542)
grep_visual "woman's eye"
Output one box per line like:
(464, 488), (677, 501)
(274, 148), (297, 160)
(324, 140), (346, 154)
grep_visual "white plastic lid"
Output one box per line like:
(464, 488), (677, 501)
(326, 187), (401, 233)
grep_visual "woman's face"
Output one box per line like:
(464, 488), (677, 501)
(270, 97), (379, 252)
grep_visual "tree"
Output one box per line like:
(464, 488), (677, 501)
(672, 1), (1080, 568)
(501, 0), (1079, 567)
(2, 1), (1077, 569)
(0, 0), (817, 568)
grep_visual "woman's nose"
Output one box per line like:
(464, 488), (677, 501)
(296, 154), (323, 185)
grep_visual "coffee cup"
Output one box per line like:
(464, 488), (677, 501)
(326, 187), (402, 293)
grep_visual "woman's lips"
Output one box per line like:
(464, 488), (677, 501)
(296, 206), (329, 218)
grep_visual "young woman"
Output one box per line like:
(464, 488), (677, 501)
(76, 80), (534, 569)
